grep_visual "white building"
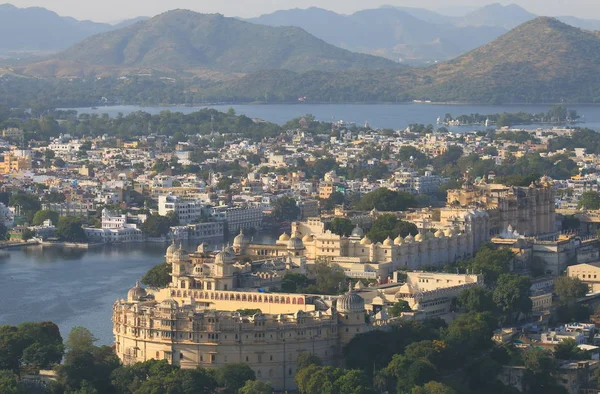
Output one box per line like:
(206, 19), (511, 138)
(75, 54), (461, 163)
(84, 208), (143, 244)
(210, 205), (263, 233)
(158, 195), (205, 225)
(170, 221), (225, 243)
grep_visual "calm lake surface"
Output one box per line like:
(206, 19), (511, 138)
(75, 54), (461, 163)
(0, 234), (278, 345)
(0, 244), (165, 345)
(68, 103), (600, 131)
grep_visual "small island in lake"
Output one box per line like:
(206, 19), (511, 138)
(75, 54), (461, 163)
(439, 105), (580, 128)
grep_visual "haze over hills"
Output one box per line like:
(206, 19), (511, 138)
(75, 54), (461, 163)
(249, 3), (600, 64)
(248, 7), (506, 63)
(203, 17), (600, 104)
(26, 9), (399, 77)
(0, 3), (145, 56)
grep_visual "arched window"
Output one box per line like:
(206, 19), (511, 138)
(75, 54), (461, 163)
(286, 297), (291, 304)
(298, 298), (304, 305)
(292, 298), (297, 304)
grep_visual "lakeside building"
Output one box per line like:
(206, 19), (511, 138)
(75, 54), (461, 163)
(209, 205), (263, 233)
(158, 195), (205, 225)
(235, 215), (488, 280)
(83, 208), (143, 244)
(170, 222), (225, 244)
(113, 243), (376, 391)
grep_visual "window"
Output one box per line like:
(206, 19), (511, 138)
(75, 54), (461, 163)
(180, 352), (184, 360)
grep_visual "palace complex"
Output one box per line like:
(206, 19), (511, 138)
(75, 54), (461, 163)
(113, 243), (373, 391)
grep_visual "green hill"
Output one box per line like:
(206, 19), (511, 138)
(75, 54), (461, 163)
(413, 17), (600, 102)
(203, 17), (600, 104)
(46, 9), (399, 75)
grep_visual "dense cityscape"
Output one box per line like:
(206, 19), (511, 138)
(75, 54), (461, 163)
(5, 1), (600, 394)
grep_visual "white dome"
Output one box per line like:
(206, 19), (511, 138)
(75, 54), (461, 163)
(383, 236), (393, 246)
(166, 241), (178, 257)
(415, 233), (424, 242)
(287, 234), (304, 250)
(405, 234), (414, 242)
(127, 281), (146, 302)
(233, 230), (247, 247)
(337, 291), (365, 313)
(394, 235), (404, 245)
(434, 229), (444, 238)
(360, 236), (372, 245)
(351, 225), (364, 238)
(279, 233), (290, 241)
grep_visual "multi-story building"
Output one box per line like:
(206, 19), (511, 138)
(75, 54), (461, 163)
(170, 222), (225, 244)
(236, 215), (489, 280)
(83, 208), (143, 244)
(113, 243), (373, 391)
(42, 202), (95, 218)
(158, 195), (205, 225)
(0, 152), (31, 174)
(210, 205), (263, 233)
(447, 178), (555, 236)
(567, 262), (600, 293)
(296, 198), (319, 220)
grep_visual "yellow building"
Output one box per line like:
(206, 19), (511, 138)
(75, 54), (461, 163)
(113, 243), (372, 391)
(237, 216), (489, 280)
(447, 178), (555, 236)
(567, 263), (600, 293)
(0, 152), (31, 174)
(318, 183), (335, 199)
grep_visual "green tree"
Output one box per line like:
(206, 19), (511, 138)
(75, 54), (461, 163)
(458, 286), (497, 314)
(465, 245), (513, 286)
(272, 196), (300, 222)
(280, 273), (310, 293)
(445, 312), (497, 358)
(66, 327), (97, 353)
(356, 188), (416, 212)
(554, 338), (589, 360)
(411, 381), (456, 394)
(336, 369), (374, 394)
(140, 215), (173, 237)
(9, 192), (41, 223)
(32, 209), (59, 226)
(297, 352), (322, 370)
(366, 214), (418, 243)
(0, 370), (19, 394)
(493, 274), (532, 324)
(554, 276), (589, 299)
(309, 260), (347, 294)
(326, 218), (354, 236)
(578, 191), (600, 210)
(56, 216), (87, 242)
(239, 380), (273, 394)
(216, 363), (255, 393)
(389, 300), (412, 316)
(141, 263), (171, 288)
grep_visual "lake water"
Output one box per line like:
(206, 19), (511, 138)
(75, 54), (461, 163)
(0, 234), (279, 346)
(0, 244), (165, 345)
(67, 103), (600, 131)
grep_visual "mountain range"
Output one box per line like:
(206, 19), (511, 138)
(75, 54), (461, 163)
(14, 10), (398, 77)
(249, 3), (600, 64)
(203, 17), (600, 104)
(0, 3), (146, 56)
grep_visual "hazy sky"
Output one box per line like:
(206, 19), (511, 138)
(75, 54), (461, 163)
(7, 0), (600, 22)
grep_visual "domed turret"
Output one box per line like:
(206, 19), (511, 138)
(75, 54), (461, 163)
(350, 225), (364, 238)
(360, 236), (372, 245)
(383, 236), (393, 246)
(233, 229), (247, 248)
(415, 233), (424, 242)
(444, 228), (454, 237)
(434, 229), (444, 238)
(127, 281), (146, 302)
(279, 233), (290, 242)
(337, 285), (365, 313)
(405, 233), (414, 243)
(394, 235), (404, 245)
(165, 240), (178, 261)
(302, 234), (313, 243)
(172, 246), (190, 262)
(287, 233), (304, 250)
(214, 250), (233, 265)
